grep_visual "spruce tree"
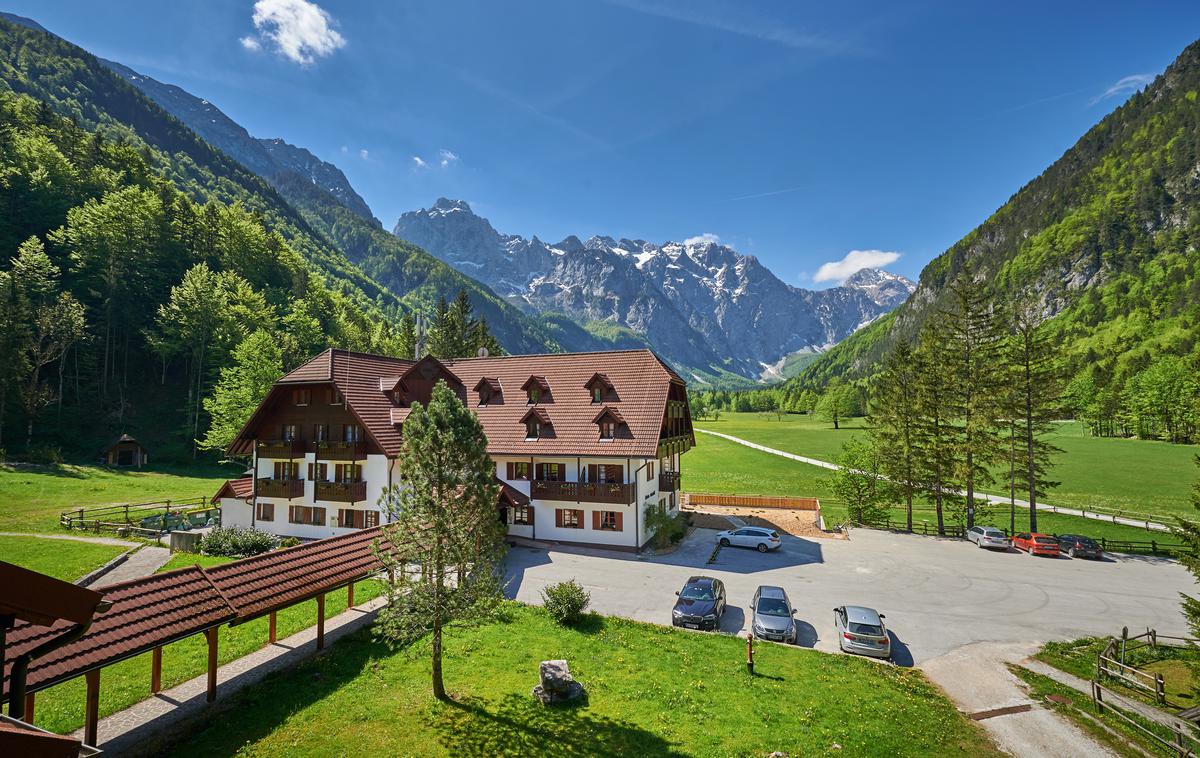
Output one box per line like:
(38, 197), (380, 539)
(1172, 455), (1200, 636)
(872, 341), (921, 531)
(913, 315), (962, 535)
(1007, 300), (1063, 532)
(939, 272), (1007, 528)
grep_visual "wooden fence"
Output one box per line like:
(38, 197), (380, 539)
(1092, 681), (1198, 757)
(60, 497), (217, 538)
(1098, 638), (1166, 705)
(683, 493), (820, 510)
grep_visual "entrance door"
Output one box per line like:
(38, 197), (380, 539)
(117, 449), (133, 466)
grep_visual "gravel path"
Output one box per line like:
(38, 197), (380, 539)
(94, 546), (172, 586)
(0, 531), (139, 547)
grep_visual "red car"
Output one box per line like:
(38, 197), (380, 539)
(1012, 532), (1059, 557)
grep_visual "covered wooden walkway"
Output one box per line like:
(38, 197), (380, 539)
(2, 526), (396, 747)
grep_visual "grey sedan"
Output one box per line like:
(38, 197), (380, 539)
(751, 585), (797, 643)
(834, 605), (891, 659)
(966, 525), (1010, 550)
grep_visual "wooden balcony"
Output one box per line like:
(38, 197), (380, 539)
(531, 480), (634, 505)
(316, 441), (366, 461)
(256, 478), (304, 499)
(659, 471), (681, 492)
(257, 439), (308, 458)
(316, 480), (367, 503)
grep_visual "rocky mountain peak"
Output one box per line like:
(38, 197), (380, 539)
(431, 197), (474, 214)
(841, 268), (916, 308)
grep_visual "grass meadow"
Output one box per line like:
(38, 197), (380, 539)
(155, 603), (998, 758)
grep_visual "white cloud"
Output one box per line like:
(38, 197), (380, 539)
(359, 148), (369, 160)
(683, 233), (721, 246)
(814, 249), (901, 283)
(241, 0), (345, 66)
(1091, 73), (1154, 105)
(411, 156), (428, 168)
(439, 149), (459, 168)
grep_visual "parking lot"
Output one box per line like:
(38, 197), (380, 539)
(504, 527), (1194, 665)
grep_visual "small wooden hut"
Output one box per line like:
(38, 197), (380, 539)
(102, 434), (148, 468)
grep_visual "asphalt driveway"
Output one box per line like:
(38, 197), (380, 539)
(504, 527), (1194, 665)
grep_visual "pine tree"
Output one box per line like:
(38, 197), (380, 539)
(939, 272), (1007, 528)
(376, 381), (507, 700)
(872, 341), (921, 531)
(1007, 299), (1063, 532)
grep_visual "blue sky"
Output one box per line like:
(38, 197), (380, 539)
(10, 1), (1200, 287)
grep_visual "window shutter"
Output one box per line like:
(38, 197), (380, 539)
(307, 463), (314, 480)
(592, 511), (600, 530)
(555, 509), (563, 528)
(507, 462), (514, 479)
(606, 464), (622, 483)
(615, 512), (624, 531)
(535, 463), (544, 481)
(575, 509), (583, 527)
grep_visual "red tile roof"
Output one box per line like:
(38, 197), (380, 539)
(213, 477), (254, 501)
(2, 567), (236, 693)
(231, 348), (686, 459)
(204, 526), (395, 623)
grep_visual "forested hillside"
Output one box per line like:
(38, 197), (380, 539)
(786, 37), (1200, 440)
(0, 18), (506, 461)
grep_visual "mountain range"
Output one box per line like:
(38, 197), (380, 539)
(395, 199), (914, 381)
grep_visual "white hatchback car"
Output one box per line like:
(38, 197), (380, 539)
(966, 525), (1010, 550)
(715, 526), (782, 553)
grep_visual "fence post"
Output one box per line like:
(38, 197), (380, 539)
(1152, 540), (1158, 554)
(1093, 681), (1104, 714)
(1156, 672), (1165, 705)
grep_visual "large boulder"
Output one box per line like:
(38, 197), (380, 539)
(532, 659), (585, 704)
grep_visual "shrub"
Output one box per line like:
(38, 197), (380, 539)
(278, 537), (300, 549)
(199, 526), (278, 557)
(28, 445), (63, 464)
(541, 579), (590, 626)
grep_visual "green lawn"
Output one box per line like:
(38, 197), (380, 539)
(155, 603), (997, 758)
(695, 414), (1197, 520)
(0, 535), (126, 581)
(30, 555), (383, 735)
(0, 461), (236, 533)
(685, 426), (1179, 544)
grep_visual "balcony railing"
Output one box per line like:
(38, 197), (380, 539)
(531, 480), (634, 505)
(316, 480), (367, 503)
(316, 441), (366, 461)
(256, 478), (304, 499)
(659, 471), (681, 492)
(257, 439), (308, 458)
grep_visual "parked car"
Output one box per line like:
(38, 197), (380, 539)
(1012, 532), (1059, 556)
(966, 525), (1010, 550)
(834, 605), (891, 659)
(751, 585), (797, 643)
(1057, 534), (1104, 559)
(671, 576), (726, 630)
(715, 526), (782, 552)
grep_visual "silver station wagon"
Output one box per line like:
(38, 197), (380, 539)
(834, 605), (891, 659)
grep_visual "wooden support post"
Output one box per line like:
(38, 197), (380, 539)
(347, 582), (355, 608)
(317, 594), (326, 650)
(269, 611), (277, 644)
(204, 628), (218, 703)
(23, 692), (34, 725)
(84, 670), (100, 747)
(151, 646), (163, 694)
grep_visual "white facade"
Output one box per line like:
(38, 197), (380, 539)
(223, 449), (683, 550)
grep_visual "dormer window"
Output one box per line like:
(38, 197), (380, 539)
(592, 406), (626, 441)
(522, 375), (551, 404)
(474, 377), (502, 407)
(584, 373), (614, 404)
(521, 407), (551, 440)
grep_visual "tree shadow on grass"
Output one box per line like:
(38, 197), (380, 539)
(434, 693), (686, 757)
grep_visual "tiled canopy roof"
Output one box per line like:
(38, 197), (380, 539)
(230, 348), (685, 459)
(205, 526), (396, 623)
(2, 567), (236, 694)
